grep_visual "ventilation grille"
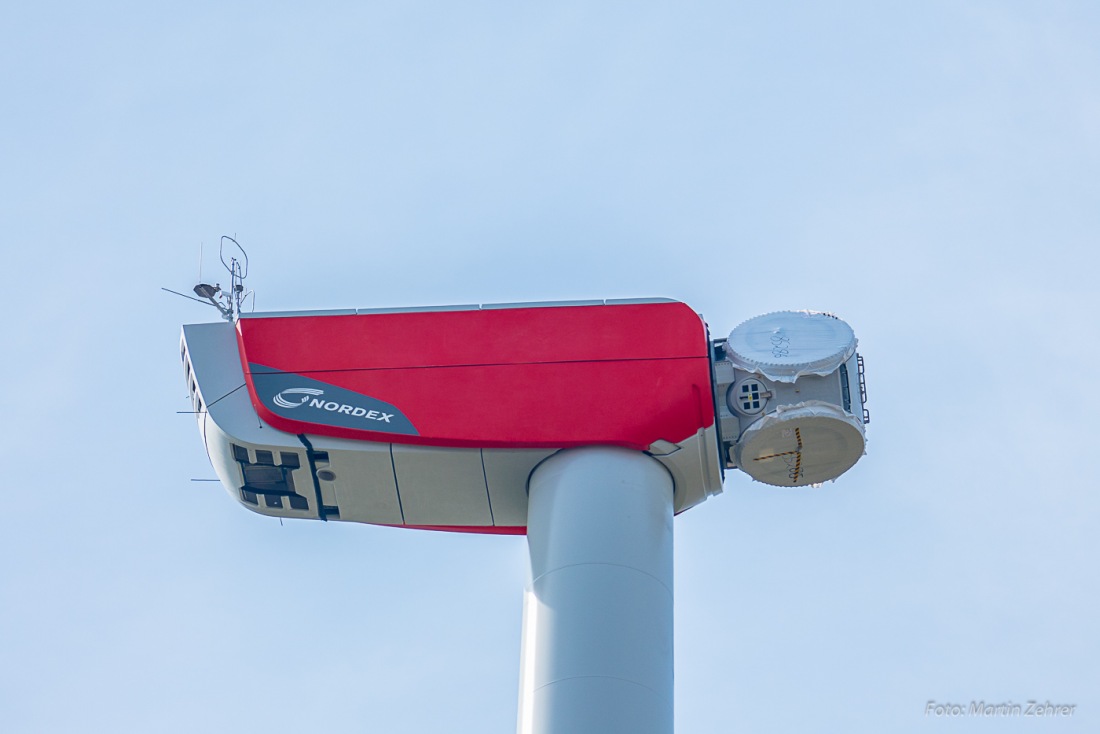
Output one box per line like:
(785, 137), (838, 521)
(180, 343), (203, 414)
(230, 444), (310, 512)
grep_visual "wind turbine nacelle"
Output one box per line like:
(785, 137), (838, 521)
(180, 302), (868, 531)
(180, 300), (725, 533)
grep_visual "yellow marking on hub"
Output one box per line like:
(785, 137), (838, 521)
(791, 427), (804, 483)
(753, 450), (799, 461)
(751, 426), (806, 483)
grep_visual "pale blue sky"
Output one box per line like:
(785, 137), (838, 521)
(1, 2), (1097, 732)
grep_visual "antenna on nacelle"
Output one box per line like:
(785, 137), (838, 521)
(163, 235), (255, 321)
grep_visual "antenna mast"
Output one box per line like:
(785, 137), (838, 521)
(163, 235), (253, 321)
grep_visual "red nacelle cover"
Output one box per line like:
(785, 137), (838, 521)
(237, 301), (715, 450)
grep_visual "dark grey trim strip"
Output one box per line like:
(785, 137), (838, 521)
(479, 450), (496, 527)
(388, 444), (406, 524)
(296, 434), (329, 522)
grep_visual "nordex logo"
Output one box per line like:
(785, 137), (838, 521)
(273, 387), (324, 409)
(272, 387), (395, 423)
